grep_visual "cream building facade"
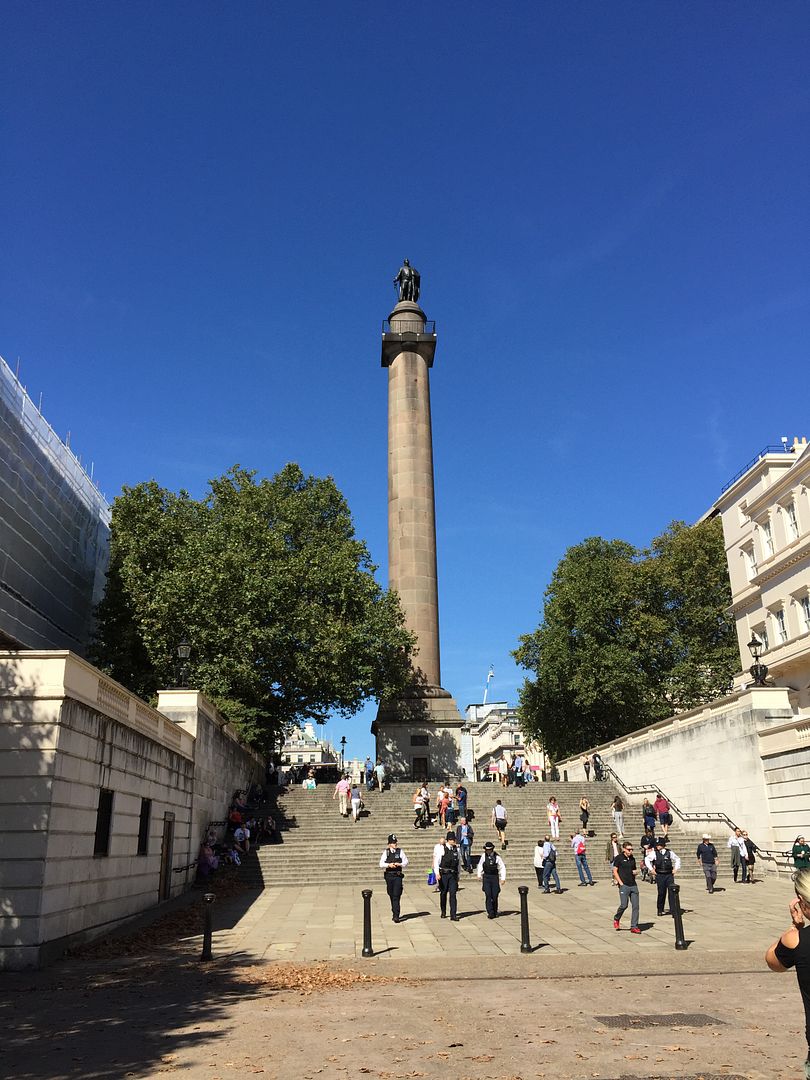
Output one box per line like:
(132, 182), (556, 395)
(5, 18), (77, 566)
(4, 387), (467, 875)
(462, 702), (544, 781)
(280, 722), (338, 768)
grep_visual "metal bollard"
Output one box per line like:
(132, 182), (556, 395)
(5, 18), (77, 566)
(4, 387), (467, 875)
(518, 885), (532, 953)
(361, 888), (374, 957)
(668, 883), (687, 950)
(201, 892), (216, 961)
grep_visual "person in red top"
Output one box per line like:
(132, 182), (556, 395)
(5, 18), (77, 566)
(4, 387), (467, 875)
(653, 793), (672, 837)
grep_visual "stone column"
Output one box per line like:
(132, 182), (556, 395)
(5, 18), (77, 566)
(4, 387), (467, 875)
(386, 300), (441, 687)
(373, 297), (462, 780)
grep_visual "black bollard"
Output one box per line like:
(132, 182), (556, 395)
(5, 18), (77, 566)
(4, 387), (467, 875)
(668, 883), (687, 950)
(361, 888), (374, 957)
(518, 885), (532, 953)
(201, 892), (216, 961)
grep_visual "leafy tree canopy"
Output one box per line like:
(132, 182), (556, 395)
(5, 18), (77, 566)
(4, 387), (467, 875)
(91, 464), (415, 752)
(512, 517), (736, 760)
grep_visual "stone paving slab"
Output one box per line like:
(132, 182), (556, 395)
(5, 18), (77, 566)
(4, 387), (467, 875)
(203, 872), (794, 970)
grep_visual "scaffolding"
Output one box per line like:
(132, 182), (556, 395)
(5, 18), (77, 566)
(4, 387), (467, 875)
(0, 354), (110, 652)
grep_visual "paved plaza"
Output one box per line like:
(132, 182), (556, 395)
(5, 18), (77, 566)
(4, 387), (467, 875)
(3, 870), (807, 1080)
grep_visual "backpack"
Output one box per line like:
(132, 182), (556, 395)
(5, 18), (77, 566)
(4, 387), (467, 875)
(439, 845), (459, 873)
(576, 841), (586, 856)
(483, 852), (499, 876)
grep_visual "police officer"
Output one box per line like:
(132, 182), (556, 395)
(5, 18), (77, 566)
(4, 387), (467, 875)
(645, 836), (681, 916)
(476, 840), (506, 918)
(379, 833), (409, 923)
(433, 831), (461, 920)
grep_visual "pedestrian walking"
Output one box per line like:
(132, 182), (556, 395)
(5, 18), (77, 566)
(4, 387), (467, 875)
(499, 756), (509, 788)
(412, 787), (425, 829)
(379, 834), (408, 923)
(571, 830), (594, 886)
(579, 797), (590, 832)
(364, 756), (374, 792)
(492, 799), (508, 849)
(433, 831), (461, 920)
(639, 825), (657, 880)
(612, 840), (641, 934)
(455, 782), (468, 821)
(547, 796), (562, 840)
(605, 832), (621, 881)
(333, 774), (351, 817)
(477, 840), (506, 918)
(611, 795), (624, 837)
(728, 828), (747, 882)
(374, 761), (386, 792)
(765, 868), (810, 1080)
(533, 838), (545, 888)
(456, 817), (474, 873)
(583, 756), (591, 781)
(592, 752), (604, 781)
(642, 798), (657, 832)
(742, 830), (759, 883)
(645, 836), (681, 916)
(696, 833), (718, 893)
(350, 782), (363, 822)
(653, 792), (672, 837)
(540, 836), (561, 893)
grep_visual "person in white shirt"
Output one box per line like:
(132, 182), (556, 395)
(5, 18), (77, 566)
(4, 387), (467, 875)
(432, 832), (461, 920)
(477, 840), (507, 918)
(728, 828), (748, 883)
(645, 837), (682, 917)
(492, 799), (508, 849)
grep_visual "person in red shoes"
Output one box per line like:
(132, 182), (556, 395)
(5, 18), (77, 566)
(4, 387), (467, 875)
(612, 840), (641, 934)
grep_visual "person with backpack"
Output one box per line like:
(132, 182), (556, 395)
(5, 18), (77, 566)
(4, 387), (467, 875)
(645, 836), (681, 917)
(570, 831), (594, 886)
(433, 831), (461, 920)
(540, 835), (561, 894)
(492, 799), (508, 849)
(477, 840), (506, 918)
(379, 833), (409, 923)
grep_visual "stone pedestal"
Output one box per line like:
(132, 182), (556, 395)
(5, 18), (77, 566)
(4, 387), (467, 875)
(373, 297), (462, 780)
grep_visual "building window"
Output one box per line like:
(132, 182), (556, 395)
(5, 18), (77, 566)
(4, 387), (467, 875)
(137, 798), (152, 856)
(761, 520), (774, 558)
(297, 754), (303, 763)
(514, 733), (521, 746)
(786, 501), (799, 541)
(410, 734), (429, 746)
(754, 624), (769, 651)
(773, 608), (788, 644)
(94, 788), (114, 857)
(743, 545), (757, 581)
(309, 754), (316, 762)
(801, 596), (810, 634)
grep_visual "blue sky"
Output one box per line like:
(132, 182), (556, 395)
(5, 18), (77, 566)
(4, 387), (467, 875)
(3, 3), (809, 760)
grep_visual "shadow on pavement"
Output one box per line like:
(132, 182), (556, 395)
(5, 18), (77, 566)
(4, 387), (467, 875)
(0, 951), (267, 1080)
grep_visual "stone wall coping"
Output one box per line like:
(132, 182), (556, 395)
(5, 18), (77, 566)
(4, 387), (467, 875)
(0, 651), (195, 760)
(556, 685), (794, 769)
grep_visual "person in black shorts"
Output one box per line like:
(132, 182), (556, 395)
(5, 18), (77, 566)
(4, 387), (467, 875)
(766, 868), (810, 1078)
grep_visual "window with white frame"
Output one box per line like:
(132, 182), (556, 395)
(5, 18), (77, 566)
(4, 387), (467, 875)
(786, 501), (799, 541)
(761, 519), (774, 558)
(742, 544), (757, 580)
(773, 607), (788, 644)
(801, 595), (810, 633)
(754, 624), (769, 651)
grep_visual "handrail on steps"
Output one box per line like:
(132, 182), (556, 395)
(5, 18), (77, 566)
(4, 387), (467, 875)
(603, 764), (795, 877)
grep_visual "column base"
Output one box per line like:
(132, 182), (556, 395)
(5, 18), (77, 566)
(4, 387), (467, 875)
(373, 686), (463, 782)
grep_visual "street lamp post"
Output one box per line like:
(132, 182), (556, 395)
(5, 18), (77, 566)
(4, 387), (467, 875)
(340, 736), (346, 772)
(748, 635), (769, 687)
(176, 639), (191, 689)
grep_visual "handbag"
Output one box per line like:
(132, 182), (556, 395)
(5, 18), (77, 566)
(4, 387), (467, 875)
(427, 871), (437, 886)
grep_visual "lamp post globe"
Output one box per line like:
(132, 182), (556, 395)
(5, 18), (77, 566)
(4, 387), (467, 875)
(747, 635), (769, 688)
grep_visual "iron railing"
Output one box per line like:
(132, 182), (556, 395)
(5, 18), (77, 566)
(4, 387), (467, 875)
(720, 443), (795, 493)
(382, 319), (436, 336)
(602, 764), (796, 876)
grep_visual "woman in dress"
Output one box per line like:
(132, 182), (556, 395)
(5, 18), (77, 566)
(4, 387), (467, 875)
(579, 796), (590, 832)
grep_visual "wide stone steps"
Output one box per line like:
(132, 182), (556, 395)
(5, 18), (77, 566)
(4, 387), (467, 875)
(240, 782), (723, 887)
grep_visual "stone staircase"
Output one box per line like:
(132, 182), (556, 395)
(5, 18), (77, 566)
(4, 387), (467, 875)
(243, 781), (724, 888)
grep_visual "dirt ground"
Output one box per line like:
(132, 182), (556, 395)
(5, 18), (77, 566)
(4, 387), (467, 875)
(0, 951), (806, 1080)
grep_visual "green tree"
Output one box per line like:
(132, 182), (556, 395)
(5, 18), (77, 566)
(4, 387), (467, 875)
(91, 464), (415, 751)
(512, 518), (736, 759)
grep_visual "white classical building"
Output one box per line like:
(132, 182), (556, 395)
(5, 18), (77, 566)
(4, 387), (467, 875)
(461, 701), (544, 781)
(280, 722), (338, 769)
(715, 436), (810, 711)
(557, 435), (810, 854)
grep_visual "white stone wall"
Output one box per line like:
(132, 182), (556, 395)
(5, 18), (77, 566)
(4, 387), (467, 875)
(557, 688), (795, 849)
(1, 654), (264, 969)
